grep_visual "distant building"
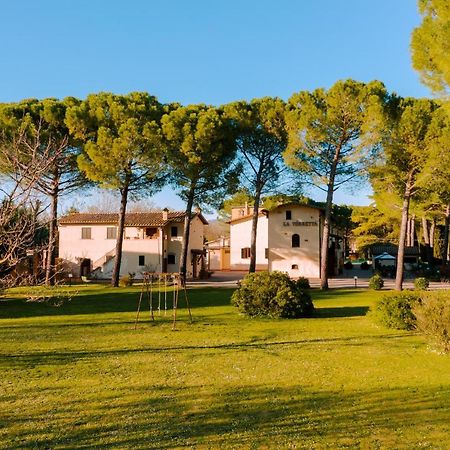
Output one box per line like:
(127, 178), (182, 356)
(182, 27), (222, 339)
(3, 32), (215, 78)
(228, 203), (344, 278)
(58, 210), (208, 279)
(205, 237), (230, 271)
(371, 244), (420, 271)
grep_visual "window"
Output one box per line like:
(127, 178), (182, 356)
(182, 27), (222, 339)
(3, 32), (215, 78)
(286, 210), (292, 220)
(292, 234), (300, 248)
(265, 248), (269, 259)
(168, 253), (176, 265)
(171, 226), (178, 237)
(145, 227), (158, 239)
(241, 247), (251, 259)
(106, 227), (117, 239)
(138, 255), (145, 266)
(291, 264), (298, 270)
(81, 227), (91, 239)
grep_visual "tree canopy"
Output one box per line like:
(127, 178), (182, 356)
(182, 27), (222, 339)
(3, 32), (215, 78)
(411, 0), (450, 98)
(0, 97), (85, 285)
(66, 92), (168, 286)
(161, 104), (239, 281)
(284, 79), (387, 288)
(224, 97), (290, 272)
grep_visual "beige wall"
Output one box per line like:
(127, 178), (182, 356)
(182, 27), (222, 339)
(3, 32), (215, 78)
(208, 247), (231, 271)
(58, 216), (205, 278)
(228, 205), (323, 277)
(268, 206), (321, 278)
(230, 215), (269, 270)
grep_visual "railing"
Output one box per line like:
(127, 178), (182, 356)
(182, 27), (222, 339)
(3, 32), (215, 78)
(93, 248), (116, 269)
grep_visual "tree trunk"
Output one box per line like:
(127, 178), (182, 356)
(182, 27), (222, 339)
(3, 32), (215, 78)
(249, 187), (262, 273)
(395, 181), (412, 291)
(421, 216), (431, 262)
(406, 217), (411, 247)
(45, 180), (59, 286)
(430, 218), (436, 261)
(111, 182), (129, 287)
(179, 184), (195, 284)
(320, 182), (334, 290)
(443, 204), (450, 266)
(410, 215), (416, 247)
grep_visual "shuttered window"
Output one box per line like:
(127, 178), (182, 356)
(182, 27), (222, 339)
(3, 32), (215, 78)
(106, 227), (117, 239)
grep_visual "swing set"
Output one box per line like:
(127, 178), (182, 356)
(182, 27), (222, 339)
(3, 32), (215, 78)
(134, 272), (192, 330)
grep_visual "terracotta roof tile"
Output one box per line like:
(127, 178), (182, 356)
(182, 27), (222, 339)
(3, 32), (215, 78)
(59, 211), (187, 227)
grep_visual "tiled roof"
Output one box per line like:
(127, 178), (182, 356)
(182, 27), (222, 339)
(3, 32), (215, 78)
(59, 211), (194, 227)
(228, 211), (267, 224)
(228, 203), (323, 224)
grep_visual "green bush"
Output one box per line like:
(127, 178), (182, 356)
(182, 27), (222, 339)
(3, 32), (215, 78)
(414, 277), (429, 291)
(296, 276), (310, 289)
(360, 261), (370, 270)
(413, 291), (450, 353)
(369, 274), (384, 290)
(373, 291), (419, 330)
(231, 271), (314, 319)
(119, 272), (135, 287)
(344, 261), (353, 270)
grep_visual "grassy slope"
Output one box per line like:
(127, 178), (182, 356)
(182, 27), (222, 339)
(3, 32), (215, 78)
(0, 285), (449, 449)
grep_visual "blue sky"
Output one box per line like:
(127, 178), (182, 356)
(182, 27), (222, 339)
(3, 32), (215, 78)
(1, 0), (429, 213)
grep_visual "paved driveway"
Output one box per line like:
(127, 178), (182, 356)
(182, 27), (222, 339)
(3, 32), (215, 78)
(188, 271), (450, 290)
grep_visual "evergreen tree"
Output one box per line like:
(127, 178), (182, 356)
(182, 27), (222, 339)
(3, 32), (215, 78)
(224, 97), (290, 272)
(66, 92), (168, 287)
(284, 80), (387, 289)
(161, 104), (239, 282)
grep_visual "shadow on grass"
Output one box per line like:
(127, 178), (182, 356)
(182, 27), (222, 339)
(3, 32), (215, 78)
(313, 306), (370, 318)
(3, 383), (449, 448)
(0, 287), (234, 319)
(0, 333), (413, 368)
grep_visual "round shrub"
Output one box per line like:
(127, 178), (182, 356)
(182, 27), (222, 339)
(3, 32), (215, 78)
(413, 291), (450, 353)
(414, 277), (429, 291)
(369, 274), (384, 290)
(119, 273), (134, 287)
(231, 271), (314, 319)
(296, 276), (310, 290)
(360, 261), (370, 270)
(344, 261), (353, 270)
(373, 291), (419, 330)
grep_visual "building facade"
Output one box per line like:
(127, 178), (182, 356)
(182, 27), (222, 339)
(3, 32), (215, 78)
(58, 210), (207, 279)
(205, 237), (231, 271)
(229, 203), (344, 278)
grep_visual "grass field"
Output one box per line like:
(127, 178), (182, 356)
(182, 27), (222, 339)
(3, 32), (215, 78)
(1, 284), (449, 449)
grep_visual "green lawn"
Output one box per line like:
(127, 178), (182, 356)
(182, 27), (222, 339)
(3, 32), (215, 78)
(1, 284), (449, 449)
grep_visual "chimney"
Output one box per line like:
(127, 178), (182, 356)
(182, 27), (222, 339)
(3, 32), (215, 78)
(162, 207), (169, 221)
(195, 206), (202, 215)
(244, 202), (249, 216)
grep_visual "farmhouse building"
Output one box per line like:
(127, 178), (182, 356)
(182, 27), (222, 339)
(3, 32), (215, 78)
(58, 209), (207, 279)
(229, 203), (344, 278)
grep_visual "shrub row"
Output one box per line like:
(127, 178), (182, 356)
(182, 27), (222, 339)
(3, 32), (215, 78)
(373, 290), (450, 353)
(231, 271), (314, 319)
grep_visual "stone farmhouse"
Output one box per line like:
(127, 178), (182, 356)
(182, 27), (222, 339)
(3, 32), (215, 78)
(229, 203), (344, 278)
(58, 209), (208, 279)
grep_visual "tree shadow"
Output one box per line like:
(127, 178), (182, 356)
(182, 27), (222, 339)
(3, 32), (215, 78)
(0, 287), (234, 319)
(0, 333), (412, 369)
(3, 382), (449, 448)
(313, 306), (370, 318)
